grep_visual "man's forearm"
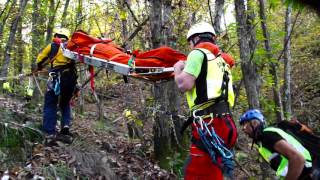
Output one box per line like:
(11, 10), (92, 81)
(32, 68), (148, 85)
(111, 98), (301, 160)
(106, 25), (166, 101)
(285, 156), (305, 180)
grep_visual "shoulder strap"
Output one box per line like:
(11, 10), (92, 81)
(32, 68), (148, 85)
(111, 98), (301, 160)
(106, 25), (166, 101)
(48, 42), (60, 68)
(195, 48), (216, 60)
(193, 48), (208, 105)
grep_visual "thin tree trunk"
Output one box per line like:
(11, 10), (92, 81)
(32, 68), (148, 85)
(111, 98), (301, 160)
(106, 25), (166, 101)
(15, 18), (23, 75)
(74, 0), (83, 31)
(258, 0), (284, 121)
(0, 0), (11, 20)
(78, 65), (85, 115)
(31, 0), (41, 63)
(213, 0), (224, 35)
(119, 0), (138, 138)
(1, 0), (28, 78)
(30, 0), (42, 101)
(45, 0), (60, 44)
(283, 5), (293, 120)
(60, 0), (70, 27)
(0, 0), (15, 38)
(0, 0), (17, 64)
(234, 0), (260, 108)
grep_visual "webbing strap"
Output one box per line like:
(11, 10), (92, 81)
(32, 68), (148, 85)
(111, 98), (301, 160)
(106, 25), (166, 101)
(90, 43), (100, 57)
(180, 101), (230, 134)
(89, 65), (95, 92)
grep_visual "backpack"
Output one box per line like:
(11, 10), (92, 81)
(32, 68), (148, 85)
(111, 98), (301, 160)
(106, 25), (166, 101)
(275, 119), (320, 179)
(276, 120), (320, 158)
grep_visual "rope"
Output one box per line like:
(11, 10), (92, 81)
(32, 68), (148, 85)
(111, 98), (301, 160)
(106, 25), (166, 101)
(194, 115), (234, 177)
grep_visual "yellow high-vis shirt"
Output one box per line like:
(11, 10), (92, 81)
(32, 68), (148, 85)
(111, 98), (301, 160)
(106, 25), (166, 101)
(37, 44), (71, 67)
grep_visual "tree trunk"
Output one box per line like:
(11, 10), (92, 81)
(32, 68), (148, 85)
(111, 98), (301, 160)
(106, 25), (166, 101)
(150, 0), (184, 169)
(162, 0), (173, 46)
(0, 0), (15, 39)
(78, 65), (85, 115)
(150, 0), (162, 49)
(60, 0), (70, 27)
(150, 0), (170, 168)
(45, 0), (60, 44)
(162, 0), (186, 151)
(74, 0), (84, 115)
(14, 18), (23, 75)
(0, 0), (11, 18)
(234, 0), (260, 108)
(213, 0), (224, 35)
(283, 5), (293, 120)
(258, 0), (284, 121)
(75, 0), (83, 31)
(30, 0), (43, 101)
(1, 0), (28, 78)
(118, 0), (139, 138)
(0, 0), (17, 65)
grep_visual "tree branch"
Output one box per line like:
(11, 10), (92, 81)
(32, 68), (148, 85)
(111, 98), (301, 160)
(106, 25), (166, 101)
(124, 0), (140, 25)
(207, 0), (214, 26)
(121, 17), (149, 47)
(276, 9), (301, 61)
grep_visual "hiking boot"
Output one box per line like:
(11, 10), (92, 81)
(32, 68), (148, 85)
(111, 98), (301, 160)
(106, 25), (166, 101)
(60, 125), (73, 136)
(57, 126), (73, 144)
(45, 134), (57, 146)
(56, 134), (73, 144)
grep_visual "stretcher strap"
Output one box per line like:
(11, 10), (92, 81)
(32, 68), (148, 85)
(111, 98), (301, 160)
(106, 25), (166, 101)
(90, 43), (100, 57)
(89, 65), (95, 92)
(75, 47), (84, 63)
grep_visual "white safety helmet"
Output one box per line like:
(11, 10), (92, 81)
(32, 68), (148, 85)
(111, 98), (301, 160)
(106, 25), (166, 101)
(187, 22), (216, 40)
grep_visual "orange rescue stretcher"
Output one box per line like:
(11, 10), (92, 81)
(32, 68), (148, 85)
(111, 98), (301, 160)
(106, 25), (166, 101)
(62, 31), (187, 81)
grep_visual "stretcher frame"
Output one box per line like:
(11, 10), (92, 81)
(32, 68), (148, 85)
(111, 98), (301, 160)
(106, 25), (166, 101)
(62, 47), (174, 77)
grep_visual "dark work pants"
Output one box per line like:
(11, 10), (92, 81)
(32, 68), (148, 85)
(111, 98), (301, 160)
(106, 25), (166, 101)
(43, 69), (77, 135)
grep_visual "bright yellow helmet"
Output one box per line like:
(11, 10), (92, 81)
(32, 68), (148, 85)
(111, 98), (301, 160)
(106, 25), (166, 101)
(53, 27), (70, 37)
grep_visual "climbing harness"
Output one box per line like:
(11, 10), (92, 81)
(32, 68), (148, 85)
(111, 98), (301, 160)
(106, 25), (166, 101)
(48, 72), (61, 95)
(192, 110), (234, 177)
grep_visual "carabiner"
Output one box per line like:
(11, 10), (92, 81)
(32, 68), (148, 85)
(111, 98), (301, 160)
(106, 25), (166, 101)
(48, 72), (55, 81)
(193, 109), (204, 130)
(207, 113), (214, 125)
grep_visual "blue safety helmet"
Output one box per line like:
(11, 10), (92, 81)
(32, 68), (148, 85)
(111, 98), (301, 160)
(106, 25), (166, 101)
(239, 109), (265, 125)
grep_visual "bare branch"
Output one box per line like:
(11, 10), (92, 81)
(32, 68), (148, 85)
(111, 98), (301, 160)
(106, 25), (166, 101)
(124, 0), (140, 25)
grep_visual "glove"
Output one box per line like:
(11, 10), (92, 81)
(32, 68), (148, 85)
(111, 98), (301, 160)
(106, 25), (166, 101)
(37, 63), (43, 71)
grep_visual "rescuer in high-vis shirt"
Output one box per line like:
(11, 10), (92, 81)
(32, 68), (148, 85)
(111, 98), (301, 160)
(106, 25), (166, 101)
(174, 22), (238, 180)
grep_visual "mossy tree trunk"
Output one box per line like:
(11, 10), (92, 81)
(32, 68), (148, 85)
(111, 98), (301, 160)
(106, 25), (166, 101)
(150, 0), (187, 169)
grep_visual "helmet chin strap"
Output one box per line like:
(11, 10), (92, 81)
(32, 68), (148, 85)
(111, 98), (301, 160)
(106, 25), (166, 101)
(191, 37), (199, 46)
(250, 122), (264, 150)
(191, 35), (216, 47)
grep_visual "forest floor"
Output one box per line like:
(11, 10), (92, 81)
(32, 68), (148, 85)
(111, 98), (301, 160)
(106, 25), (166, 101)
(0, 78), (268, 179)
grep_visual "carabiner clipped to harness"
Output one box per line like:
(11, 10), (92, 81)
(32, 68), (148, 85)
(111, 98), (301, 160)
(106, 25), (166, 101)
(48, 72), (61, 95)
(193, 109), (204, 130)
(193, 109), (234, 177)
(53, 73), (61, 95)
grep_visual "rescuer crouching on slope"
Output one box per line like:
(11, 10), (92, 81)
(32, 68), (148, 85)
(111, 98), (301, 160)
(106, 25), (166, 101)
(239, 109), (320, 180)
